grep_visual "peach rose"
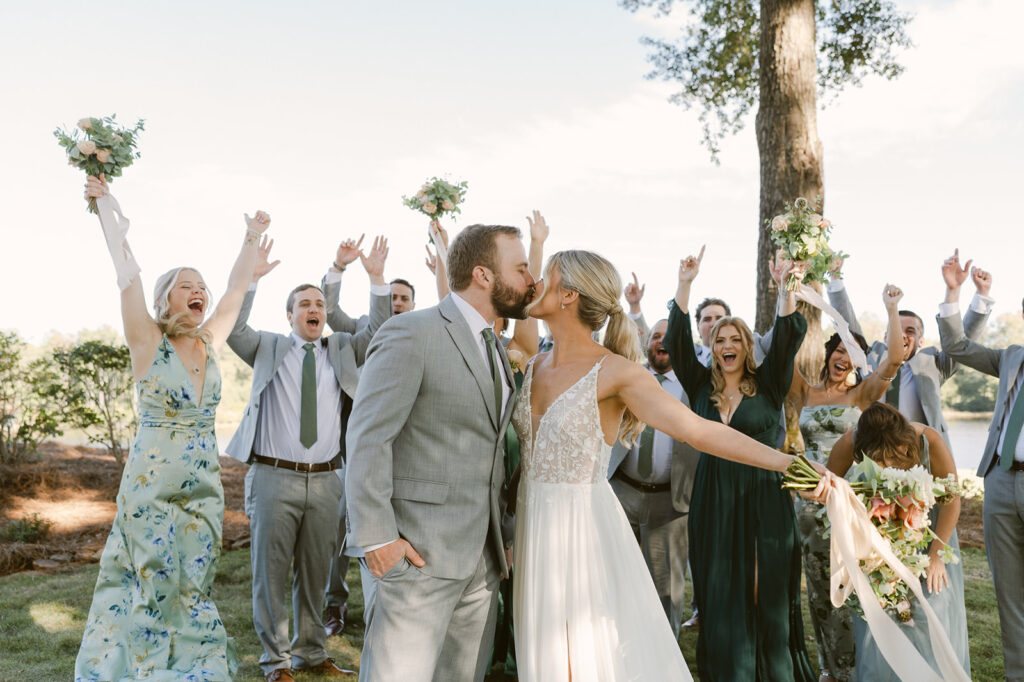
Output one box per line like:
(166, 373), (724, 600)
(422, 202), (437, 214)
(441, 199), (454, 211)
(416, 190), (426, 199)
(819, 218), (831, 229)
(868, 497), (894, 522)
(96, 149), (111, 163)
(77, 118), (93, 131)
(77, 140), (97, 155)
(771, 216), (789, 231)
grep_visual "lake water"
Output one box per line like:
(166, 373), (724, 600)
(947, 416), (992, 473)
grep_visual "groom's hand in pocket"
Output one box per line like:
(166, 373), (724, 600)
(367, 538), (426, 578)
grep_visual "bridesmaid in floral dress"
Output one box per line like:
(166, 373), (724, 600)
(788, 283), (905, 681)
(75, 175), (272, 681)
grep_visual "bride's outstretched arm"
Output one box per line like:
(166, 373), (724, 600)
(610, 357), (808, 473)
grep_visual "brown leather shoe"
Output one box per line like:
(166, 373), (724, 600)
(323, 605), (347, 637)
(266, 669), (295, 682)
(298, 657), (355, 676)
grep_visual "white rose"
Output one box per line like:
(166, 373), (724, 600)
(77, 118), (93, 130)
(96, 149), (111, 163)
(77, 140), (97, 155)
(771, 216), (789, 232)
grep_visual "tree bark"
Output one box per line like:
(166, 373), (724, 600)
(755, 0), (824, 336)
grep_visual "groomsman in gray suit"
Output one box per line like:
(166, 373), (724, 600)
(607, 318), (700, 636)
(827, 251), (993, 447)
(939, 266), (1024, 682)
(226, 237), (391, 682)
(346, 224), (537, 682)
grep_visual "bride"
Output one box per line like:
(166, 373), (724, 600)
(512, 249), (831, 681)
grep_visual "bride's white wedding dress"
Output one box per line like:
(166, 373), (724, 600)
(512, 356), (693, 681)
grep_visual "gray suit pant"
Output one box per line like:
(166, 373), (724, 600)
(609, 478), (687, 636)
(326, 469), (350, 610)
(358, 547), (500, 682)
(245, 463), (343, 675)
(984, 464), (1024, 681)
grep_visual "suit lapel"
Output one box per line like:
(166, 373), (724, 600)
(440, 297), (500, 429)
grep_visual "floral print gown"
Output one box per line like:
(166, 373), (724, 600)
(75, 336), (237, 681)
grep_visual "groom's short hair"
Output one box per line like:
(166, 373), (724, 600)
(447, 224), (522, 292)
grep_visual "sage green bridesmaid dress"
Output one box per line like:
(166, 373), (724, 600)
(75, 336), (237, 681)
(665, 304), (815, 682)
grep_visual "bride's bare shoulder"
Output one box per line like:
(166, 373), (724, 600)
(597, 353), (649, 385)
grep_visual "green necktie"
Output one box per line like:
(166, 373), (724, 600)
(1000, 374), (1024, 471)
(637, 374), (668, 478)
(300, 342), (318, 449)
(885, 365), (901, 408)
(481, 328), (503, 420)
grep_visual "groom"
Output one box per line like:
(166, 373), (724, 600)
(345, 224), (537, 681)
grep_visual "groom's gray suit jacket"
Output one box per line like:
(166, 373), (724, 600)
(345, 295), (515, 581)
(939, 311), (1024, 477)
(828, 285), (989, 448)
(224, 288), (391, 463)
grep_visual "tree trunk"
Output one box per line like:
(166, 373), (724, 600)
(755, 0), (824, 335)
(756, 0), (825, 453)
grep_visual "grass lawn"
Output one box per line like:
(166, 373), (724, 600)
(0, 547), (1004, 680)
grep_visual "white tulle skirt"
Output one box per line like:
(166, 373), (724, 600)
(513, 478), (693, 681)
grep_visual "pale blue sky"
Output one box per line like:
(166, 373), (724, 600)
(3, 0), (1022, 343)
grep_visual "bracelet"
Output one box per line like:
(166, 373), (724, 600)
(244, 228), (260, 246)
(332, 261), (347, 272)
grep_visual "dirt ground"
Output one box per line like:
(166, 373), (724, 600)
(0, 441), (988, 576)
(0, 442), (250, 575)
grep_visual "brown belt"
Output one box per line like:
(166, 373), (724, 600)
(252, 454), (341, 473)
(613, 469), (671, 493)
(1010, 460), (1024, 473)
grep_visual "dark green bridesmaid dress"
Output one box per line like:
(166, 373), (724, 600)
(665, 303), (815, 682)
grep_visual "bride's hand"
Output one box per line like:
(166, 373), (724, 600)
(798, 462), (837, 505)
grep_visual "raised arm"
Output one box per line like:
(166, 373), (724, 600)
(826, 256), (864, 337)
(426, 221), (452, 300)
(348, 235), (392, 365)
(936, 250), (999, 378)
(324, 235), (365, 334)
(201, 211), (271, 351)
(509, 211), (547, 358)
(665, 248), (712, 397)
(853, 283), (905, 407)
(84, 176), (159, 377)
(624, 271), (650, 339)
(225, 237), (279, 366)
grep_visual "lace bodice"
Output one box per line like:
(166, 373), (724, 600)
(798, 404), (861, 464)
(512, 357), (612, 484)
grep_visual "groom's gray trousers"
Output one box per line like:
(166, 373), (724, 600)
(358, 545), (500, 682)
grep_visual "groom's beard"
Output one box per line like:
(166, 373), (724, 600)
(492, 274), (535, 320)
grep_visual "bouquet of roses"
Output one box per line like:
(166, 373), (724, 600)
(402, 177), (467, 223)
(768, 197), (846, 291)
(785, 455), (970, 623)
(54, 115), (145, 213)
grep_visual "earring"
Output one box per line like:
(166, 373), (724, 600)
(561, 302), (566, 310)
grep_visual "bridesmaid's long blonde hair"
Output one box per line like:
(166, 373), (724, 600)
(545, 250), (644, 445)
(708, 316), (758, 412)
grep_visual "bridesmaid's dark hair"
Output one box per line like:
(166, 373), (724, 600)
(853, 403), (920, 469)
(819, 331), (870, 383)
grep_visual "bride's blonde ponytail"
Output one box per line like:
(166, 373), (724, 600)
(546, 250), (644, 444)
